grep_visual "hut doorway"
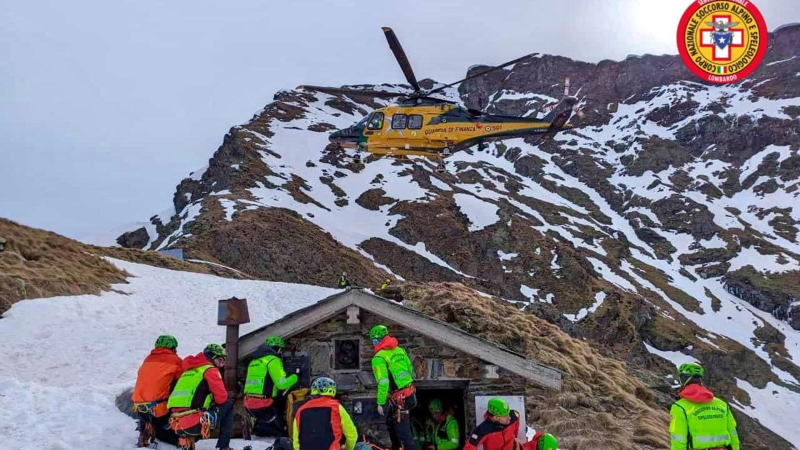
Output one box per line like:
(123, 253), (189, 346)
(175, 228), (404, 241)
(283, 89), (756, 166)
(411, 380), (469, 449)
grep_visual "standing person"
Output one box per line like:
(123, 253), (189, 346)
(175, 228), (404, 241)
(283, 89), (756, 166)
(132, 334), (183, 447)
(167, 344), (235, 450)
(338, 272), (351, 289)
(292, 376), (357, 450)
(370, 325), (417, 450)
(463, 398), (520, 450)
(424, 399), (460, 450)
(243, 335), (298, 436)
(669, 363), (740, 450)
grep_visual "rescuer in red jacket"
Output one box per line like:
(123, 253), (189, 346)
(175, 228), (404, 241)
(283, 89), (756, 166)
(464, 398), (520, 450)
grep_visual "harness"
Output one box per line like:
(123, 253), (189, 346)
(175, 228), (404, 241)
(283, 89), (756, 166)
(389, 385), (416, 409)
(168, 408), (216, 440)
(133, 398), (169, 417)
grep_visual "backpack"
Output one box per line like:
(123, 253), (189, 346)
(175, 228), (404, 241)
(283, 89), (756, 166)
(272, 437), (292, 450)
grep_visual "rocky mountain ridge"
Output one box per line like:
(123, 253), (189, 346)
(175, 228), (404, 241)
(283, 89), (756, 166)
(117, 24), (800, 449)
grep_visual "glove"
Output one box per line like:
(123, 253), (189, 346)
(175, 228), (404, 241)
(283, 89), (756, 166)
(377, 405), (384, 416)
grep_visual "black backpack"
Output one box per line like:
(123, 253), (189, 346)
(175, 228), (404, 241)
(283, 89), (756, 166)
(272, 437), (292, 450)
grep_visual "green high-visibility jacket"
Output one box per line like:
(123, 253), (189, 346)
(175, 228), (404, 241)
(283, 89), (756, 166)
(371, 340), (414, 405)
(670, 394), (740, 450)
(425, 415), (460, 450)
(167, 365), (213, 410)
(244, 353), (297, 397)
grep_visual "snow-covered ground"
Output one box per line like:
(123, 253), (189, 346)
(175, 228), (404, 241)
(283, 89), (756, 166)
(0, 259), (335, 449)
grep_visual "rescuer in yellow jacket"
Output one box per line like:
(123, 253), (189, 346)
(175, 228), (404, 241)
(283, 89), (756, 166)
(669, 362), (740, 450)
(244, 335), (298, 436)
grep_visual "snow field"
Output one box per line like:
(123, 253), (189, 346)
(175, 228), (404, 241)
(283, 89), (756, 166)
(0, 259), (334, 449)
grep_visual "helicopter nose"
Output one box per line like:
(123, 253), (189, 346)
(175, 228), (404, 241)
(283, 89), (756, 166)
(329, 129), (360, 147)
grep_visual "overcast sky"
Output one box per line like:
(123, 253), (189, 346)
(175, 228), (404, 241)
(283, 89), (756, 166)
(2, 0), (798, 242)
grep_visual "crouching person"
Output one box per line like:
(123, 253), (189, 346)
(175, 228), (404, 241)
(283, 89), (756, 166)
(167, 344), (234, 450)
(132, 334), (183, 447)
(244, 335), (298, 436)
(292, 377), (357, 450)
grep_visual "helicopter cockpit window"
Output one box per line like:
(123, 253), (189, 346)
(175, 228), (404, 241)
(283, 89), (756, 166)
(367, 112), (385, 130)
(391, 114), (408, 129)
(408, 114), (423, 129)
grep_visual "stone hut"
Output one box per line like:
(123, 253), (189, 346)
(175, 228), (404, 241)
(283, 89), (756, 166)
(237, 288), (563, 444)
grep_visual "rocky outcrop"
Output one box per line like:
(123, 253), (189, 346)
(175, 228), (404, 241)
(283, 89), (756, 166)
(355, 189), (396, 211)
(724, 266), (800, 329)
(179, 207), (391, 289)
(116, 227), (149, 249)
(651, 195), (719, 240)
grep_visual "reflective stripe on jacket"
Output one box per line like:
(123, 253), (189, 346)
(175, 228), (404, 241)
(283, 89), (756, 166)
(167, 365), (213, 410)
(244, 345), (298, 398)
(372, 336), (414, 405)
(669, 385), (740, 450)
(425, 415), (460, 450)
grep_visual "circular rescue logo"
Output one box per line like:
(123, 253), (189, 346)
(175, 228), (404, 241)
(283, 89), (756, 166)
(677, 0), (768, 84)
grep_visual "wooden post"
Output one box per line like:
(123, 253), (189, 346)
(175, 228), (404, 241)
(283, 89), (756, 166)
(218, 297), (250, 392)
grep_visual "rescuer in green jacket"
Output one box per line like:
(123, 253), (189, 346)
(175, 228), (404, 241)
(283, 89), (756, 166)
(424, 399), (460, 450)
(669, 362), (740, 450)
(338, 271), (351, 289)
(371, 324), (417, 450)
(244, 336), (298, 436)
(167, 344), (233, 450)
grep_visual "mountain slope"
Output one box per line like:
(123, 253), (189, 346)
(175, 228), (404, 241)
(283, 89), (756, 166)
(117, 25), (800, 449)
(1, 230), (673, 450)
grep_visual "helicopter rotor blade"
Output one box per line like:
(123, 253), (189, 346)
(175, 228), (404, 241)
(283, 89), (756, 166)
(382, 27), (421, 93)
(297, 85), (407, 99)
(426, 53), (539, 96)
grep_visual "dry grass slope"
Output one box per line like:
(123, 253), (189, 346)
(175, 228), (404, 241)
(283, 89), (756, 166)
(95, 245), (251, 279)
(0, 218), (129, 313)
(0, 218), (250, 314)
(401, 282), (671, 450)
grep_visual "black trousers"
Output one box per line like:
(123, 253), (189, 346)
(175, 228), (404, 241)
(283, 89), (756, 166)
(250, 405), (287, 437)
(137, 411), (179, 446)
(387, 392), (417, 450)
(212, 400), (235, 448)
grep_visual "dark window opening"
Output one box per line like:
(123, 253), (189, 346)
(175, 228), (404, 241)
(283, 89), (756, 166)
(410, 386), (468, 450)
(392, 114), (408, 129)
(334, 339), (361, 370)
(368, 112), (385, 130)
(408, 114), (423, 129)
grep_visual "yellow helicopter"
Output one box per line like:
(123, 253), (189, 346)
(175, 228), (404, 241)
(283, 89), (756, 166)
(300, 27), (582, 171)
